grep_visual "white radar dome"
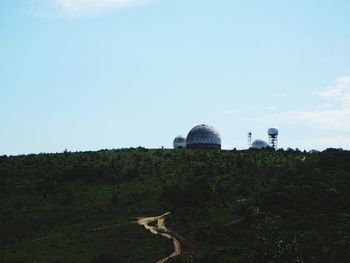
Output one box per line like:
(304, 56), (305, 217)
(173, 135), (186, 149)
(268, 128), (279, 136)
(251, 139), (270, 149)
(186, 124), (221, 149)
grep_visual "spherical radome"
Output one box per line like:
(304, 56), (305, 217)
(173, 135), (186, 149)
(251, 139), (269, 149)
(268, 128), (279, 136)
(186, 124), (221, 149)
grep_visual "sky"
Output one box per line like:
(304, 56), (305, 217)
(1, 0), (350, 155)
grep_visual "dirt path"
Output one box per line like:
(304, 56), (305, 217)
(31, 212), (182, 263)
(137, 212), (181, 263)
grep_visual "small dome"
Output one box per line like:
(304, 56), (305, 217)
(186, 124), (221, 149)
(268, 128), (279, 136)
(251, 139), (269, 149)
(173, 135), (186, 149)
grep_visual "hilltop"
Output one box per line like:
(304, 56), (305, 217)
(0, 148), (349, 262)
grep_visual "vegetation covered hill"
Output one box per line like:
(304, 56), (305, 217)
(0, 148), (349, 263)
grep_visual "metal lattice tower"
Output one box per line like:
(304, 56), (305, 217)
(268, 128), (279, 149)
(248, 132), (252, 148)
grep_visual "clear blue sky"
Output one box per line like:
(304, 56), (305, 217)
(1, 0), (350, 155)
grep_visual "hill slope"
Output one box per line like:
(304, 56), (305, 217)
(0, 149), (349, 262)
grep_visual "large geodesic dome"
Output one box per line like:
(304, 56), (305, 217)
(173, 135), (186, 149)
(186, 124), (221, 149)
(251, 139), (269, 149)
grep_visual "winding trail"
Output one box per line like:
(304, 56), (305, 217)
(137, 212), (181, 263)
(31, 212), (182, 263)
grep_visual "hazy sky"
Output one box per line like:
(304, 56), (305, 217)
(1, 0), (350, 155)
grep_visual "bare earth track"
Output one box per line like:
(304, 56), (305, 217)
(137, 212), (181, 263)
(31, 212), (181, 263)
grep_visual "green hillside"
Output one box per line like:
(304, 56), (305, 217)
(0, 149), (349, 263)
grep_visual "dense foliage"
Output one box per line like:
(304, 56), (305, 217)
(0, 148), (349, 262)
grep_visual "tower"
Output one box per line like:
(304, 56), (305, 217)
(268, 128), (279, 149)
(248, 132), (252, 148)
